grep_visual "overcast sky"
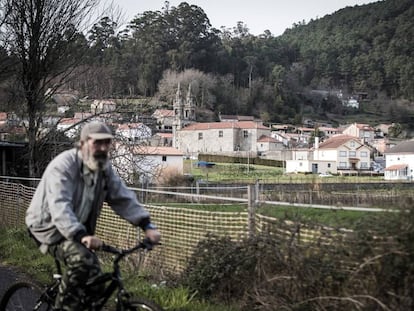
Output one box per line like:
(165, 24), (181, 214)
(112, 0), (380, 36)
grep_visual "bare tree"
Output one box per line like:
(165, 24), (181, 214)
(0, 0), (99, 177)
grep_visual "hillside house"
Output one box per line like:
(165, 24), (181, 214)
(115, 123), (152, 142)
(342, 98), (359, 109)
(286, 135), (372, 174)
(257, 135), (284, 155)
(342, 123), (375, 144)
(375, 123), (393, 138)
(319, 126), (342, 138)
(150, 132), (173, 147)
(152, 109), (174, 132)
(57, 118), (81, 138)
(175, 121), (270, 155)
(91, 100), (116, 114)
(383, 140), (414, 181)
(112, 144), (183, 184)
(314, 135), (371, 171)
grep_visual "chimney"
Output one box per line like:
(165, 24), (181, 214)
(314, 137), (319, 149)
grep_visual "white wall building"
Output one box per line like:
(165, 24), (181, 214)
(384, 140), (414, 181)
(112, 144), (183, 184)
(115, 123), (152, 142)
(176, 121), (270, 155)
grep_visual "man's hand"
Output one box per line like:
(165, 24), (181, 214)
(81, 235), (103, 250)
(145, 229), (161, 244)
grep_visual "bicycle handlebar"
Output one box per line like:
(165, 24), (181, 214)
(100, 238), (158, 255)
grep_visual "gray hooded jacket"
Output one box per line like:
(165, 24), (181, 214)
(26, 148), (150, 251)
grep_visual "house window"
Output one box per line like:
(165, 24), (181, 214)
(350, 141), (355, 147)
(360, 151), (368, 157)
(349, 151), (356, 157)
(198, 133), (203, 140)
(360, 162), (368, 168)
(328, 163), (331, 168)
(243, 130), (248, 138)
(339, 162), (347, 168)
(219, 130), (223, 138)
(162, 155), (167, 162)
(339, 151), (347, 157)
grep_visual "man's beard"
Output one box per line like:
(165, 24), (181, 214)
(85, 151), (109, 171)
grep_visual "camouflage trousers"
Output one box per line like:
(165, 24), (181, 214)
(48, 240), (104, 311)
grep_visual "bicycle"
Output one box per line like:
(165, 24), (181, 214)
(0, 239), (164, 311)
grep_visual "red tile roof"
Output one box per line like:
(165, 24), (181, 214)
(132, 146), (183, 156)
(257, 135), (277, 143)
(181, 121), (269, 131)
(384, 164), (408, 171)
(318, 135), (359, 149)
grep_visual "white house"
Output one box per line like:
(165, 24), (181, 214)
(256, 135), (283, 154)
(91, 100), (116, 114)
(285, 135), (372, 174)
(342, 123), (375, 144)
(176, 121), (270, 155)
(115, 123), (152, 142)
(285, 159), (335, 174)
(314, 135), (371, 171)
(318, 126), (342, 138)
(152, 109), (174, 132)
(383, 140), (414, 181)
(112, 144), (183, 184)
(57, 118), (81, 138)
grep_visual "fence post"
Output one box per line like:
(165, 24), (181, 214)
(248, 184), (256, 237)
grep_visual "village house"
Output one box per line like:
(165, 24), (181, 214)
(318, 126), (342, 138)
(256, 135), (283, 154)
(383, 140), (414, 181)
(342, 123), (376, 144)
(112, 144), (183, 185)
(314, 135), (371, 171)
(57, 118), (82, 138)
(152, 109), (175, 132)
(91, 100), (116, 114)
(115, 123), (152, 142)
(150, 132), (173, 147)
(375, 123), (393, 138)
(175, 121), (270, 156)
(285, 135), (372, 174)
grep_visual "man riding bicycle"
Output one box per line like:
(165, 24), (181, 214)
(26, 121), (161, 310)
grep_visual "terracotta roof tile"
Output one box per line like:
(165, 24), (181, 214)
(384, 164), (408, 171)
(318, 135), (359, 149)
(181, 121), (269, 131)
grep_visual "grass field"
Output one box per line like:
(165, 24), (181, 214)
(184, 160), (384, 183)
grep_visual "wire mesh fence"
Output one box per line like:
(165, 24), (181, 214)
(0, 177), (404, 274)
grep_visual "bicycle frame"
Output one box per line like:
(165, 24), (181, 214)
(37, 241), (153, 311)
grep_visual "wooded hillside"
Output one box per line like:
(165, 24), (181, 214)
(0, 0), (413, 130)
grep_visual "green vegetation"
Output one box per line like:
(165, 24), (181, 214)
(184, 160), (384, 183)
(155, 202), (373, 230)
(0, 227), (236, 311)
(2, 0), (413, 132)
(181, 204), (414, 310)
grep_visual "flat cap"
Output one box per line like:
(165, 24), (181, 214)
(80, 122), (113, 141)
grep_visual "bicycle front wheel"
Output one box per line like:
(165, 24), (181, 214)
(0, 281), (53, 311)
(123, 297), (164, 311)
